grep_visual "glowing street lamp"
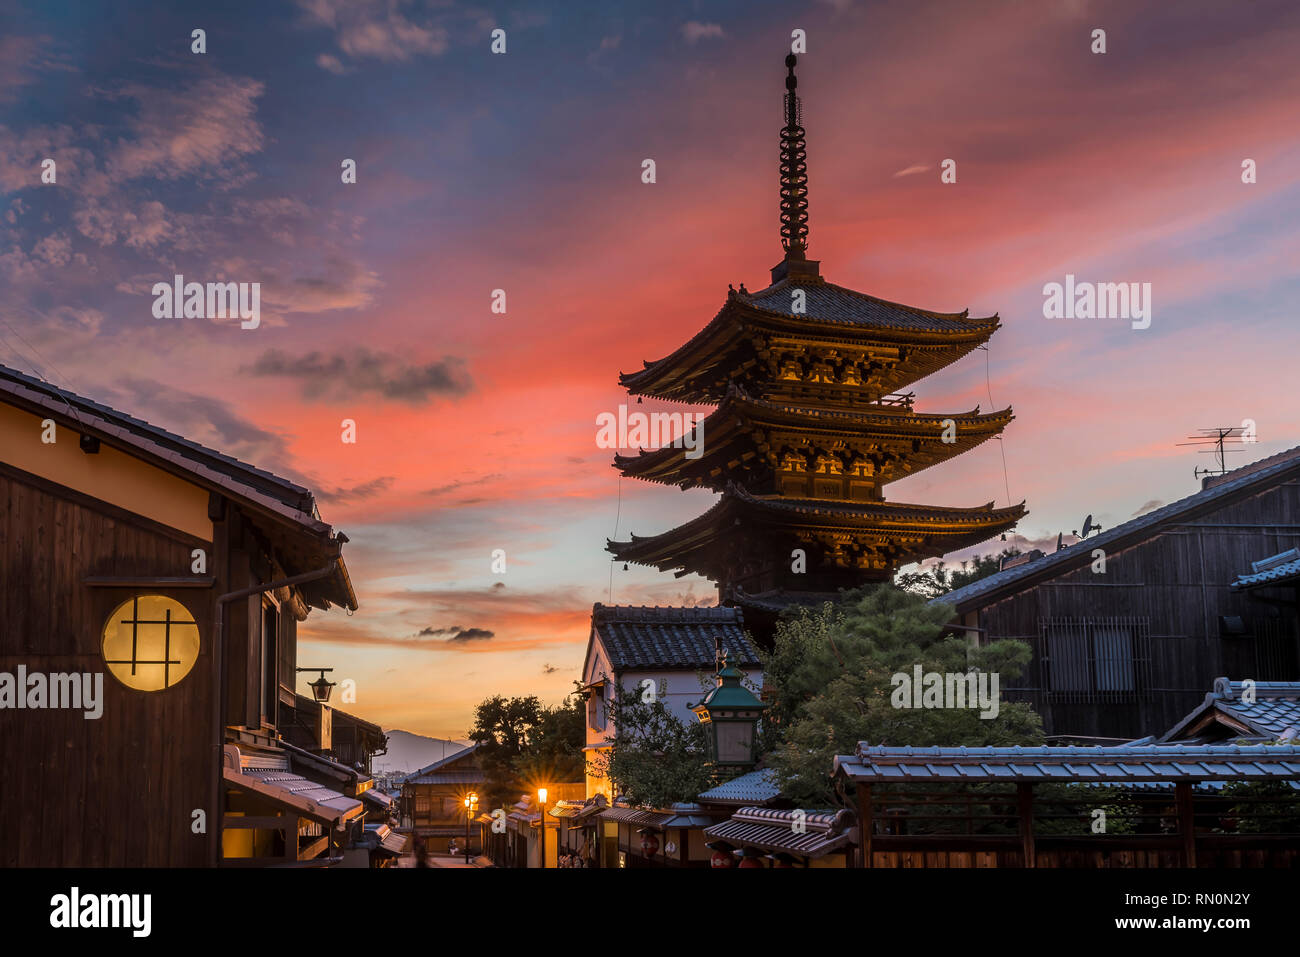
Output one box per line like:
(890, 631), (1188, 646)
(463, 791), (478, 864)
(537, 787), (548, 869)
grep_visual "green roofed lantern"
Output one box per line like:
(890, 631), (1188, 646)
(690, 648), (767, 769)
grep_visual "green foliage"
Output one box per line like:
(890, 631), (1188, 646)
(1215, 781), (1300, 833)
(761, 584), (1044, 807)
(895, 548), (1021, 599)
(468, 692), (585, 808)
(587, 683), (714, 809)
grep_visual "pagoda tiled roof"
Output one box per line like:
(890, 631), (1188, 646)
(620, 282), (1000, 403)
(612, 388), (1014, 489)
(608, 485), (1026, 571)
(740, 277), (998, 334)
(589, 603), (760, 670)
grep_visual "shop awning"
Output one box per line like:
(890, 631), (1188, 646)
(223, 746), (362, 826)
(704, 807), (854, 859)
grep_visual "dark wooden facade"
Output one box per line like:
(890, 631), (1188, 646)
(941, 452), (1300, 740)
(0, 364), (358, 866)
(1, 462), (214, 866)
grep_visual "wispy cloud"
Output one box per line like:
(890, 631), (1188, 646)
(297, 0), (449, 61)
(244, 348), (473, 403)
(682, 22), (724, 43)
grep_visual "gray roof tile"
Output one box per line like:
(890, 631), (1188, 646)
(591, 604), (760, 670)
(741, 279), (994, 334)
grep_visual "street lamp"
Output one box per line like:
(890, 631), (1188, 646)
(463, 792), (478, 865)
(296, 667), (336, 703)
(537, 787), (548, 869)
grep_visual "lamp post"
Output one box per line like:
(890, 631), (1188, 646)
(463, 792), (478, 864)
(537, 787), (548, 869)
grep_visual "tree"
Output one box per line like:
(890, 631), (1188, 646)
(586, 683), (714, 809)
(896, 547), (1021, 599)
(761, 584), (1044, 806)
(468, 693), (585, 808)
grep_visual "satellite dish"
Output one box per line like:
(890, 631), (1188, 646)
(1073, 515), (1102, 540)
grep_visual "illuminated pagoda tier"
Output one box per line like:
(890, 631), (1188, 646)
(608, 54), (1026, 630)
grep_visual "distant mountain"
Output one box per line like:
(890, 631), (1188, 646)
(375, 729), (473, 774)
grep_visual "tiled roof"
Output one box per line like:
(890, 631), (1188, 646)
(0, 362), (315, 511)
(1231, 559), (1300, 591)
(599, 803), (716, 828)
(833, 742), (1300, 784)
(233, 766), (363, 821)
(935, 445), (1300, 612)
(697, 769), (782, 805)
(704, 806), (854, 859)
(403, 743), (478, 781)
(360, 823), (410, 855)
(590, 604), (760, 670)
(741, 279), (997, 334)
(405, 770), (486, 786)
(0, 362), (356, 611)
(1161, 677), (1300, 742)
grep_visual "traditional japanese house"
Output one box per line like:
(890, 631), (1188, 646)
(596, 801), (719, 869)
(581, 604), (762, 800)
(0, 362), (364, 866)
(1160, 677), (1300, 744)
(935, 445), (1300, 740)
(547, 793), (608, 866)
(834, 741), (1300, 868)
(281, 692), (388, 775)
(608, 55), (1024, 640)
(398, 743), (485, 854)
(500, 783), (585, 868)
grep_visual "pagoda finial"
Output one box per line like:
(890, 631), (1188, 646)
(780, 53), (809, 259)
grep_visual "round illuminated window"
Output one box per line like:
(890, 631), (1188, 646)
(102, 595), (200, 691)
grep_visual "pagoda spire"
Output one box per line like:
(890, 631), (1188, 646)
(779, 53), (810, 259)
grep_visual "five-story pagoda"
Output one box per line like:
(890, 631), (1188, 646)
(608, 54), (1025, 632)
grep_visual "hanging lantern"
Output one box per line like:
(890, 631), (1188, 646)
(737, 846), (767, 867)
(639, 830), (659, 858)
(690, 649), (768, 769)
(710, 850), (733, 868)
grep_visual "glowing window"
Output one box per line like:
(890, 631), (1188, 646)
(102, 595), (200, 691)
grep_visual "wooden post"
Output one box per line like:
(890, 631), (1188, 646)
(856, 783), (872, 869)
(1017, 783), (1036, 868)
(1176, 781), (1197, 867)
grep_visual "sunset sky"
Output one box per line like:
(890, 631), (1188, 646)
(4, 0), (1299, 740)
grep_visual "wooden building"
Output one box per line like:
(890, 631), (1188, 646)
(398, 744), (485, 854)
(0, 363), (368, 866)
(608, 55), (1023, 640)
(835, 742), (1300, 868)
(581, 604), (762, 800)
(281, 692), (387, 775)
(936, 446), (1300, 740)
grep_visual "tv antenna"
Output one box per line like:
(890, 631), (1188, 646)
(1178, 427), (1247, 480)
(1072, 515), (1102, 540)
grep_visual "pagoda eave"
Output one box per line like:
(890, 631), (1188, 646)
(606, 488), (1026, 582)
